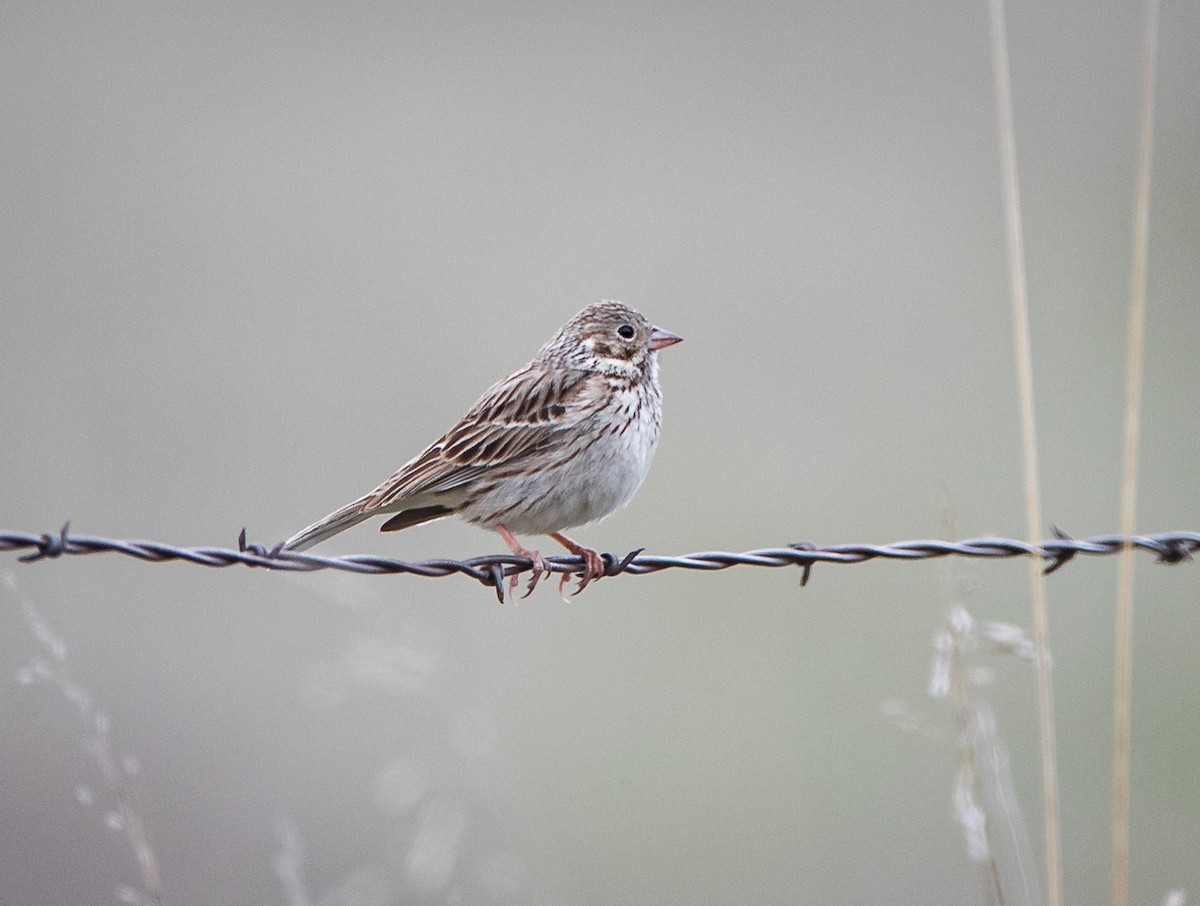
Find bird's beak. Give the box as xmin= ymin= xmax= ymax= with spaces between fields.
xmin=649 ymin=327 xmax=683 ymax=352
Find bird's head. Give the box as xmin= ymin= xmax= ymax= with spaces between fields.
xmin=546 ymin=300 xmax=682 ymax=377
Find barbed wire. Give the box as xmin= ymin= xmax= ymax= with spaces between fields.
xmin=1 ymin=524 xmax=1195 ymax=602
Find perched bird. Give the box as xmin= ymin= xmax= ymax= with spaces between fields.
xmin=281 ymin=300 xmax=682 ymax=596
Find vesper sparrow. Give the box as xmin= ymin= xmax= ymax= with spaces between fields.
xmin=282 ymin=300 xmax=682 ymax=596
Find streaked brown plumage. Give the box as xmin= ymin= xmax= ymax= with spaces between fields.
xmin=282 ymin=300 xmax=681 ymax=596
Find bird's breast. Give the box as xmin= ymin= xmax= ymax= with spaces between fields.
xmin=460 ymin=381 xmax=663 ymax=535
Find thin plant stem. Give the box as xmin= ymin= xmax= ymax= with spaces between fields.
xmin=1113 ymin=3 xmax=1160 ymax=904
xmin=986 ymin=2 xmax=1063 ymax=904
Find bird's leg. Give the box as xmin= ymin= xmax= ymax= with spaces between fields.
xmin=549 ymin=532 xmax=605 ymax=595
xmin=495 ymin=524 xmax=550 ymax=598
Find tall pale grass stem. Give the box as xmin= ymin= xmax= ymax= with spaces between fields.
xmin=986 ymin=2 xmax=1063 ymax=904
xmin=1113 ymin=2 xmax=1160 ymax=904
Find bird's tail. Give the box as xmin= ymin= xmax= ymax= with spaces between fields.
xmin=281 ymin=495 xmax=375 ymax=552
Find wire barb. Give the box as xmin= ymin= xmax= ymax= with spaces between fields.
xmin=1 ymin=526 xmax=1196 ymax=597
xmin=18 ymin=522 xmax=72 ymax=562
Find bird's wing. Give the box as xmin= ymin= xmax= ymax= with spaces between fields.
xmin=361 ymin=363 xmax=597 ymax=512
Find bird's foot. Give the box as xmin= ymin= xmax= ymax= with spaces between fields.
xmin=517 ymin=550 xmax=551 ymax=598
xmin=496 ymin=525 xmax=551 ymax=599
xmin=550 ymin=532 xmax=605 ymax=596
xmin=495 ymin=526 xmax=606 ymax=599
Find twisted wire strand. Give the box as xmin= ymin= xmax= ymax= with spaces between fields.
xmin=1 ymin=525 xmax=1195 ymax=603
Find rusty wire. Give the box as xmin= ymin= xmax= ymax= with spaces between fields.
xmin=1 ymin=524 xmax=1195 ymax=603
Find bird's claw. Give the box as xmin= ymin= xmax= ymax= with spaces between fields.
xmin=558 ymin=547 xmax=605 ymax=596
xmin=496 ymin=527 xmax=606 ymax=600
xmin=511 ymin=550 xmax=550 ymax=599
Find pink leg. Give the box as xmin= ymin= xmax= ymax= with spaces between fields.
xmin=495 ymin=524 xmax=550 ymax=599
xmin=549 ymin=532 xmax=605 ymax=595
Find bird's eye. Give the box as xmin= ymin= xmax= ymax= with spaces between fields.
xmin=617 ymin=324 xmax=635 ymax=340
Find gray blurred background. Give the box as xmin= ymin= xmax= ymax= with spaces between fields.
xmin=2 ymin=1 xmax=1199 ymax=904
